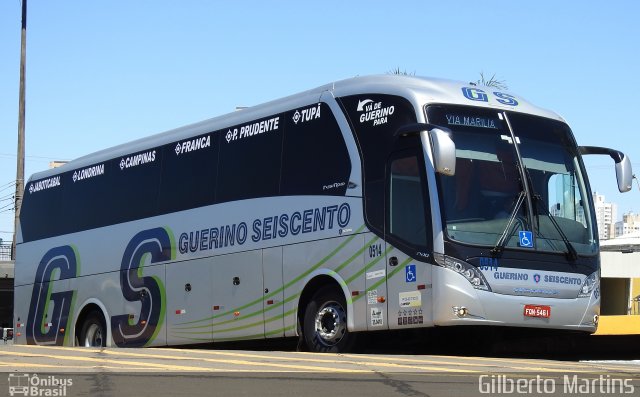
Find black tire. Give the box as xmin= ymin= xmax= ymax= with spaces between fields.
xmin=79 ymin=311 xmax=107 ymax=347
xmin=303 ymin=286 xmax=355 ymax=353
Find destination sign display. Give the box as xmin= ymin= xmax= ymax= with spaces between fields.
xmin=445 ymin=114 xmax=502 ymax=129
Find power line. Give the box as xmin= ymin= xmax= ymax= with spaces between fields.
xmin=0 ymin=187 xmax=16 ymax=196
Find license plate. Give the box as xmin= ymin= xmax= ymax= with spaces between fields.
xmin=523 ymin=304 xmax=551 ymax=318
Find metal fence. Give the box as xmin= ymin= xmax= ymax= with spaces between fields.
xmin=0 ymin=244 xmax=11 ymax=261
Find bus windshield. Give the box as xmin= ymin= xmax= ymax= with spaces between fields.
xmin=426 ymin=105 xmax=596 ymax=256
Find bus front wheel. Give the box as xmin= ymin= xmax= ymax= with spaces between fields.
xmin=79 ymin=311 xmax=107 ymax=347
xmin=303 ymin=286 xmax=355 ymax=353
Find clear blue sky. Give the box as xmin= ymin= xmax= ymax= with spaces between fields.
xmin=1 ymin=1 xmax=638 ymax=242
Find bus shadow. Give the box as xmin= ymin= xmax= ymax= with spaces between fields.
xmin=175 ymin=327 xmax=640 ymax=361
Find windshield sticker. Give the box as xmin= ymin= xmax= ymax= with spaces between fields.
xmin=518 ymin=231 xmax=534 ymax=248
xmin=357 ymin=98 xmax=395 ymax=126
xmin=445 ymin=114 xmax=499 ymax=129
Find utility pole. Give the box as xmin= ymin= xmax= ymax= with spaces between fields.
xmin=12 ymin=0 xmax=27 ymax=260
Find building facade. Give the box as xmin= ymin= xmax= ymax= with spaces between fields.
xmin=615 ymin=212 xmax=640 ymax=238
xmin=593 ymin=192 xmax=617 ymax=240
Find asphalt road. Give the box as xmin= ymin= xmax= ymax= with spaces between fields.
xmin=0 ymin=342 xmax=639 ymax=397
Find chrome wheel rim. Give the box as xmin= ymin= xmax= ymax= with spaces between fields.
xmin=314 ymin=301 xmax=346 ymax=346
xmin=83 ymin=323 xmax=104 ymax=347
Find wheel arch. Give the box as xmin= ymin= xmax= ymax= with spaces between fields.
xmin=296 ymin=272 xmax=354 ymax=336
xmin=74 ymin=298 xmax=110 ymax=347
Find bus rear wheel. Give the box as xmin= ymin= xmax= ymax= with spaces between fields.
xmin=79 ymin=311 xmax=106 ymax=347
xmin=303 ymin=286 xmax=355 ymax=353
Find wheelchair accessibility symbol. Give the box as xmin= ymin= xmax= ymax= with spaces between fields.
xmin=405 ymin=264 xmax=417 ymax=283
xmin=519 ymin=231 xmax=534 ymax=248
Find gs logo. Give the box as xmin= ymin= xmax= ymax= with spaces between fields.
xmin=26 ymin=245 xmax=79 ymax=346
xmin=461 ymin=87 xmax=519 ymax=107
xmin=111 ymin=227 xmax=172 ymax=347
xmin=26 ymin=227 xmax=173 ymax=347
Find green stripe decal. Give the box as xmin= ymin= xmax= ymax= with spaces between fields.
xmin=344 ymin=245 xmax=394 ymax=285
xmin=353 ymin=256 xmax=413 ymax=302
xmin=174 ymin=225 xmax=366 ymax=326
xmin=169 ymin=228 xmax=412 ymax=340
xmin=172 ymin=233 xmax=377 ymax=331
xmin=172 ymin=308 xmax=297 ymax=336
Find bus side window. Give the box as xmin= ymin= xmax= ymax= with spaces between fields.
xmin=388 ymin=154 xmax=430 ymax=247
xmin=280 ymin=103 xmax=351 ymax=196
xmin=216 ymin=116 xmax=284 ymax=203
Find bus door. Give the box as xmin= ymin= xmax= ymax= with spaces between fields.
xmin=384 ymin=149 xmax=433 ymax=330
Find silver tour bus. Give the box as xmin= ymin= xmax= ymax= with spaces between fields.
xmin=13 ymin=75 xmax=633 ymax=352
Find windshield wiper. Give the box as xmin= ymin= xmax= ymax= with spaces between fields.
xmin=532 ymin=193 xmax=578 ymax=261
xmin=524 ymin=168 xmax=578 ymax=261
xmin=491 ymin=190 xmax=526 ymax=257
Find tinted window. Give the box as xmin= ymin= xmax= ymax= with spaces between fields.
xmin=21 ymin=161 xmax=113 ymax=241
xmin=20 ymin=174 xmax=66 ymax=241
xmin=216 ymin=115 xmax=283 ymax=203
xmin=110 ymin=148 xmax=161 ymax=224
xmin=20 ymin=106 xmax=353 ymax=242
xmin=159 ymin=133 xmax=218 ymax=213
xmin=65 ymin=162 xmax=111 ymax=233
xmin=281 ymin=103 xmax=351 ymax=196
xmin=388 ymin=152 xmax=430 ymax=249
xmin=337 ymin=94 xmax=417 ymax=234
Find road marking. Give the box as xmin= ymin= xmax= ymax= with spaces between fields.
xmin=8 ymin=345 xmax=640 ymax=374
xmin=334 ymin=353 xmax=601 ymax=373
xmin=0 ymin=349 xmax=215 ymax=372
xmin=0 ymin=362 xmax=161 ymax=371
xmin=155 ymin=348 xmax=479 ymax=373
xmin=425 ymin=354 xmax=640 ymax=373
xmin=13 ymin=346 xmax=372 ymax=373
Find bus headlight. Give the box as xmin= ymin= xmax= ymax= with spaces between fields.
xmin=434 ymin=253 xmax=492 ymax=292
xmin=577 ymin=271 xmax=599 ymax=298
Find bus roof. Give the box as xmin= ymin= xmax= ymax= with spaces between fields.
xmin=27 ymin=74 xmax=564 ymax=183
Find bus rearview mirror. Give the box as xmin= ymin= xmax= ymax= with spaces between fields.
xmin=615 ymin=154 xmax=633 ymax=193
xmin=579 ymin=146 xmax=633 ymax=193
xmin=429 ymin=128 xmax=456 ymax=176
